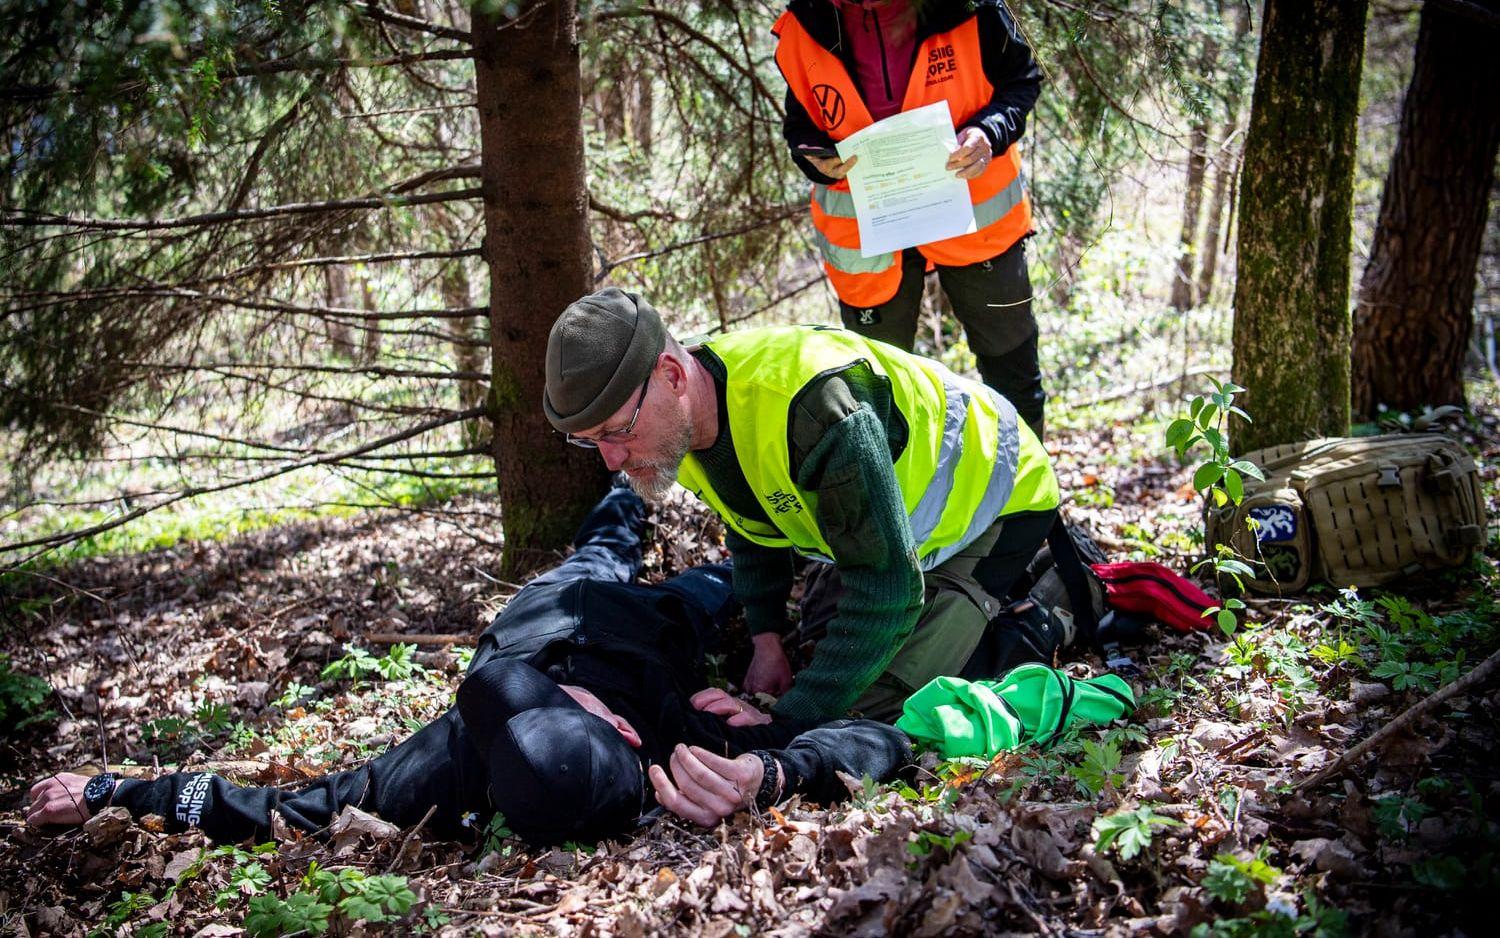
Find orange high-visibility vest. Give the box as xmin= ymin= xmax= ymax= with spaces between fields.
xmin=774 ymin=10 xmax=1034 ymax=309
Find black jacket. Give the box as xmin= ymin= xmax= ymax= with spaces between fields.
xmin=110 ymin=576 xmax=911 ymax=844
xmin=779 ymin=0 xmax=1042 ymax=185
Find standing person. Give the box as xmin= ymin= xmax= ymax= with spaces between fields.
xmin=776 ymin=0 xmax=1047 ymax=437
xmin=544 ymin=289 xmax=1068 ymax=725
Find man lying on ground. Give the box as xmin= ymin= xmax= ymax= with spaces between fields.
xmin=27 ymin=484 xmax=911 ymax=845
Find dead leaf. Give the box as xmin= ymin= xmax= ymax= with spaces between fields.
xmin=326 ymin=805 xmax=399 ymax=854
xmin=1012 ymin=825 xmax=1082 ymax=881
xmin=83 ymin=806 xmax=132 ymax=846
xmin=162 ymin=848 xmax=201 ymax=882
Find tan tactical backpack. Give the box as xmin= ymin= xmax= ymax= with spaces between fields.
xmin=1205 ymin=434 xmax=1488 ymax=594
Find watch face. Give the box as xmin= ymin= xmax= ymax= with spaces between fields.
xmin=84 ymin=774 xmax=115 ymax=807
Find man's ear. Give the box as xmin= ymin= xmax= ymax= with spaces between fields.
xmin=611 ymin=714 xmax=643 ymax=749
xmin=658 ymin=352 xmax=689 ymax=396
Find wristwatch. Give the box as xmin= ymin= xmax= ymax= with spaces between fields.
xmin=83 ymin=772 xmax=120 ymax=814
xmin=752 ymin=753 xmax=782 ymax=811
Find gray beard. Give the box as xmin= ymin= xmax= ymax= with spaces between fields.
xmin=628 ymin=420 xmax=693 ymax=501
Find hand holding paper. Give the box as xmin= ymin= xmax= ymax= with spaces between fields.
xmin=834 ymin=101 xmax=978 ymax=257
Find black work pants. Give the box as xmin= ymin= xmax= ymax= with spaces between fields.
xmin=839 ymin=238 xmax=1046 ymax=437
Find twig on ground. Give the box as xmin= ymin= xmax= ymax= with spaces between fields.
xmin=364 ymin=633 xmax=472 ymax=646
xmin=1296 ymin=647 xmax=1500 ymax=792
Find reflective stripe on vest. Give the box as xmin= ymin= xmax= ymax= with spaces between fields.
xmin=774 ymin=11 xmax=1034 ymax=307
xmin=675 ymin=326 xmax=1056 ymax=570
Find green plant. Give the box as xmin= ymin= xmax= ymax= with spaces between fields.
xmin=1191 ymin=893 xmax=1348 ymax=937
xmin=1372 ymin=794 xmax=1432 ymax=843
xmin=1204 ymin=847 xmax=1282 ymax=906
xmin=216 ymin=860 xmax=273 ymax=907
xmin=1070 ymin=738 xmax=1125 ymax=797
xmin=1090 ymin=805 xmax=1182 ymax=861
xmin=242 ymin=865 xmax=417 ymax=937
xmin=477 ymin=812 xmax=515 ymax=858
xmin=245 ymin=891 xmax=334 ymax=937
xmin=321 ymin=643 xmax=424 ymax=683
xmin=273 ymin=681 xmax=317 ymax=709
xmin=0 ymin=652 xmax=54 ymax=733
xmin=908 ymin=828 xmax=972 ymax=860
xmin=1165 ymin=379 xmax=1266 ymax=634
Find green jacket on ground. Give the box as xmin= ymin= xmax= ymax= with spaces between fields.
xmin=895 ymin=664 xmax=1135 ymax=759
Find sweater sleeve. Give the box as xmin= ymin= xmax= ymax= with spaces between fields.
xmin=762 ymin=719 xmax=913 ymax=804
xmin=959 ymin=1 xmax=1042 ymax=155
xmin=111 ymin=709 xmax=487 ymax=844
xmin=782 ymin=88 xmax=843 ymax=185
xmin=724 ymin=529 xmax=796 ymax=636
xmin=771 ymin=408 xmax=925 ymax=722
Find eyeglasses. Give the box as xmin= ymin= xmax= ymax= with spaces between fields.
xmin=565 ymin=373 xmax=652 ymax=449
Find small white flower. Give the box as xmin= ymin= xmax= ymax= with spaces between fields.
xmin=460 ymin=811 xmax=478 ymax=828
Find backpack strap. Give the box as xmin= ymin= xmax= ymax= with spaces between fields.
xmin=1046 ymin=515 xmax=1102 ymax=650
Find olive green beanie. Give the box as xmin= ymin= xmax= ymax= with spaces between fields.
xmin=544 ymin=287 xmax=667 ymax=433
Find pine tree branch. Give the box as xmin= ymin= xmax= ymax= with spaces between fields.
xmin=0 ymin=408 xmax=487 ymax=557
xmin=352 ymin=1 xmax=472 ymax=43
xmin=2 ymin=188 xmax=482 ymax=232
xmin=588 ymin=6 xmax=783 ymax=116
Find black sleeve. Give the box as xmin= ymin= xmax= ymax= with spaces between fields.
xmin=111 ymin=710 xmax=489 ymax=844
xmin=961 ymin=1 xmax=1043 ymax=154
xmin=663 ymin=695 xmax=808 ymax=757
xmin=761 ymin=719 xmax=913 ymax=805
xmin=782 ymin=88 xmax=842 ymax=185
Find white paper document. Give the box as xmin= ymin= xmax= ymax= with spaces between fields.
xmin=834 ymin=101 xmax=976 ymax=257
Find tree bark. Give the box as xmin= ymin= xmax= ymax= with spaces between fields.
xmin=473 ymin=0 xmax=609 ymax=573
xmin=1170 ymin=34 xmax=1220 ymax=311
xmin=1170 ymin=120 xmax=1211 ymax=311
xmin=1351 ymin=0 xmax=1500 ymax=418
xmin=1230 ymin=0 xmax=1367 ymax=453
xmin=1197 ymin=5 xmax=1253 ymax=306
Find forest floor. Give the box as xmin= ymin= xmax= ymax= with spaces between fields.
xmin=1 ymin=402 xmax=1497 ymax=937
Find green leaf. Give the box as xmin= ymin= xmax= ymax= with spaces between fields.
xmin=1223 ymin=469 xmax=1244 ymax=503
xmin=1229 ymin=459 xmax=1266 ymax=481
xmin=1165 ymin=418 xmax=1195 ymax=450
xmin=1090 ymin=807 xmax=1181 ymax=861
xmin=1193 ymin=463 xmax=1224 ymax=491
xmin=1216 ymin=609 xmax=1238 ymax=635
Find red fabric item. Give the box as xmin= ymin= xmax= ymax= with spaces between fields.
xmin=1090 ymin=562 xmax=1215 ymax=633
xmin=832 ymin=0 xmax=918 ymax=122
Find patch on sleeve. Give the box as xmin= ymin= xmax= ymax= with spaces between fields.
xmin=1248 ymin=506 xmax=1298 ymax=543
xmin=176 ymin=773 xmax=214 ymax=828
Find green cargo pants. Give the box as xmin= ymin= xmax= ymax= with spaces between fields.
xmin=798 ymin=509 xmax=1056 ymax=722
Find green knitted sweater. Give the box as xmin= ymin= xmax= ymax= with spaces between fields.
xmin=690 ymin=348 xmax=923 ymax=722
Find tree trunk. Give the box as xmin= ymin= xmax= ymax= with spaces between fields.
xmin=321 ymin=262 xmax=355 ymax=359
xmin=358 ymin=270 xmax=381 ymax=365
xmin=1196 ymin=136 xmax=1239 ymax=306
xmin=1170 ymin=34 xmax=1220 ymax=311
xmin=1170 ymin=120 xmax=1211 ymax=311
xmin=1351 ymin=0 xmax=1500 ymax=418
xmin=1230 ymin=0 xmax=1366 ymax=453
xmin=1197 ymin=6 xmax=1253 ymax=305
xmin=441 ymin=257 xmax=485 ymax=409
xmin=631 ymin=69 xmax=654 ymax=158
xmin=473 ymin=0 xmax=609 ymax=573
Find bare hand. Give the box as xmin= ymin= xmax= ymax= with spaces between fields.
xmin=946 ymin=127 xmax=992 ymax=180
xmin=804 ymin=152 xmax=858 ymax=180
xmin=690 ymin=687 xmax=772 ymax=727
xmin=27 ymin=773 xmax=91 ymax=828
xmin=743 ymin=635 xmax=793 ymax=697
xmin=648 ymin=744 xmax=769 ymax=826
